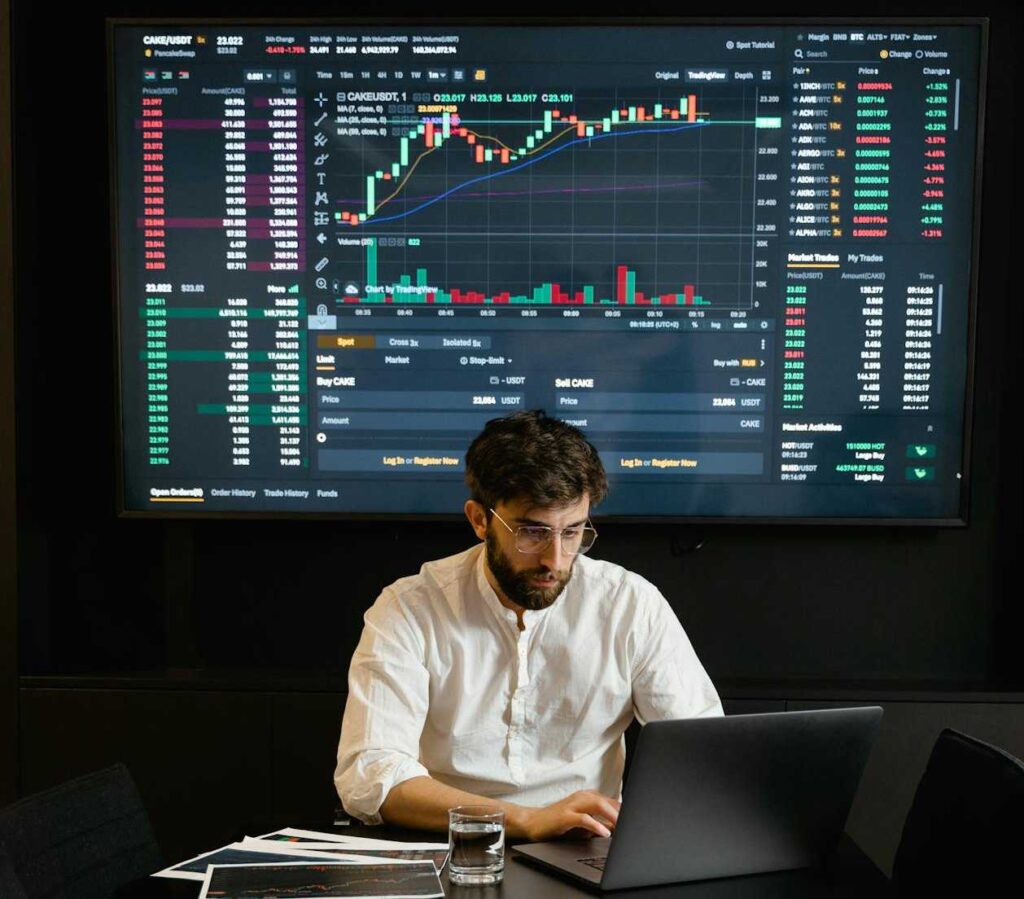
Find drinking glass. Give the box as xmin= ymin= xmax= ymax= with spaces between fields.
xmin=448 ymin=805 xmax=505 ymax=885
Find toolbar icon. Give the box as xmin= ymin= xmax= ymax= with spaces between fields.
xmin=308 ymin=303 xmax=337 ymax=329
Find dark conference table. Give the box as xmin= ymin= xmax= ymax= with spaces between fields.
xmin=118 ymin=822 xmax=894 ymax=898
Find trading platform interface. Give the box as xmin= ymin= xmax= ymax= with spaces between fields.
xmin=113 ymin=23 xmax=983 ymax=518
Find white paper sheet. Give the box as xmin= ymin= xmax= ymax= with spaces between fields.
xmin=255 ymin=826 xmax=447 ymax=850
xmin=153 ymin=841 xmax=349 ymax=882
xmin=197 ymin=859 xmax=444 ymax=899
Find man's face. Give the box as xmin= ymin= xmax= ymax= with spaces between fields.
xmin=482 ymin=495 xmax=590 ymax=612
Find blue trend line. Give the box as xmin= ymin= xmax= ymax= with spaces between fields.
xmin=363 ymin=121 xmax=708 ymax=226
xmin=335 ymin=179 xmax=706 ymax=205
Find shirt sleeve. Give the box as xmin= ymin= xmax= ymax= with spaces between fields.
xmin=335 ymin=590 xmax=432 ymax=824
xmin=630 ymin=584 xmax=723 ymax=724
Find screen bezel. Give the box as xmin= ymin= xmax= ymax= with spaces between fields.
xmin=108 ymin=16 xmax=988 ymax=526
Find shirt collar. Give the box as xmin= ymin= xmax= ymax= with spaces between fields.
xmin=473 ymin=542 xmax=556 ymax=633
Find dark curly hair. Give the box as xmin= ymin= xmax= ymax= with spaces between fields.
xmin=465 ymin=410 xmax=608 ymax=511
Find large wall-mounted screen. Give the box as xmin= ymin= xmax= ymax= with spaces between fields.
xmin=111 ymin=21 xmax=985 ymax=520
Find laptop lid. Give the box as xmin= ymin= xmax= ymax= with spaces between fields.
xmin=514 ymin=707 xmax=882 ymax=891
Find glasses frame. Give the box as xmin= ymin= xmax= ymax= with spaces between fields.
xmin=488 ymin=507 xmax=598 ymax=555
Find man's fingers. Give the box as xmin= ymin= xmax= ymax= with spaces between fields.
xmin=582 ymin=790 xmax=622 ymax=812
xmin=574 ymin=812 xmax=611 ymax=838
xmin=537 ymin=792 xmax=623 ymax=841
xmin=575 ymin=794 xmax=620 ymax=826
xmin=597 ymin=797 xmax=620 ymax=824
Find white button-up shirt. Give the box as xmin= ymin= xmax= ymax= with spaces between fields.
xmin=335 ymin=544 xmax=722 ymax=824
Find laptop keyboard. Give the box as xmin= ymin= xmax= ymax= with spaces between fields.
xmin=577 ymin=856 xmax=607 ymax=871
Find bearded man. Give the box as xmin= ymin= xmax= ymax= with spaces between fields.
xmin=335 ymin=410 xmax=722 ymax=840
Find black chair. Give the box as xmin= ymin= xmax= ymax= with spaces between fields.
xmin=0 ymin=763 xmax=163 ymax=899
xmin=892 ymin=727 xmax=1024 ymax=897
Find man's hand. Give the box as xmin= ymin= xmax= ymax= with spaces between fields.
xmin=515 ymin=790 xmax=621 ymax=841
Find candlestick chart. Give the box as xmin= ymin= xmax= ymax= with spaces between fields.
xmin=325 ymin=86 xmax=776 ymax=310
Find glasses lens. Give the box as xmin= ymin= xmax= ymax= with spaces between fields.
xmin=514 ymin=525 xmax=598 ymax=554
xmin=566 ymin=526 xmax=597 ymax=554
xmin=516 ymin=527 xmax=552 ymax=553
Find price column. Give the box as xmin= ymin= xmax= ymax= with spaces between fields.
xmin=140 ymin=97 xmax=166 ymax=271
xmin=143 ymin=291 xmax=170 ymax=466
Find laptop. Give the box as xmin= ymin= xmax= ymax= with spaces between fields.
xmin=512 ymin=706 xmax=882 ymax=891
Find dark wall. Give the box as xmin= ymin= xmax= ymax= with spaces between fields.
xmin=1 ymin=0 xmax=18 ymax=807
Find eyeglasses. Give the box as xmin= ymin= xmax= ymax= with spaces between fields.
xmin=489 ymin=508 xmax=598 ymax=555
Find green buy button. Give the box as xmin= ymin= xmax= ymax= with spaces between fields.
xmin=907 ymin=444 xmax=937 ymax=459
xmin=905 ymin=466 xmax=935 ymax=481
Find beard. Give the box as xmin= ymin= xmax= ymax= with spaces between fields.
xmin=485 ymin=529 xmax=573 ymax=611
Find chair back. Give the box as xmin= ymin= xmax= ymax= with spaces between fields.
xmin=0 ymin=763 xmax=162 ymax=898
xmin=893 ymin=727 xmax=1024 ymax=895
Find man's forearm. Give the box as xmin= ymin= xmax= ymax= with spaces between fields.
xmin=379 ymin=775 xmax=531 ymax=836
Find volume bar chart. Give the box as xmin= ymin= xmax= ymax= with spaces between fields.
xmin=348 ymin=240 xmax=712 ymax=305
